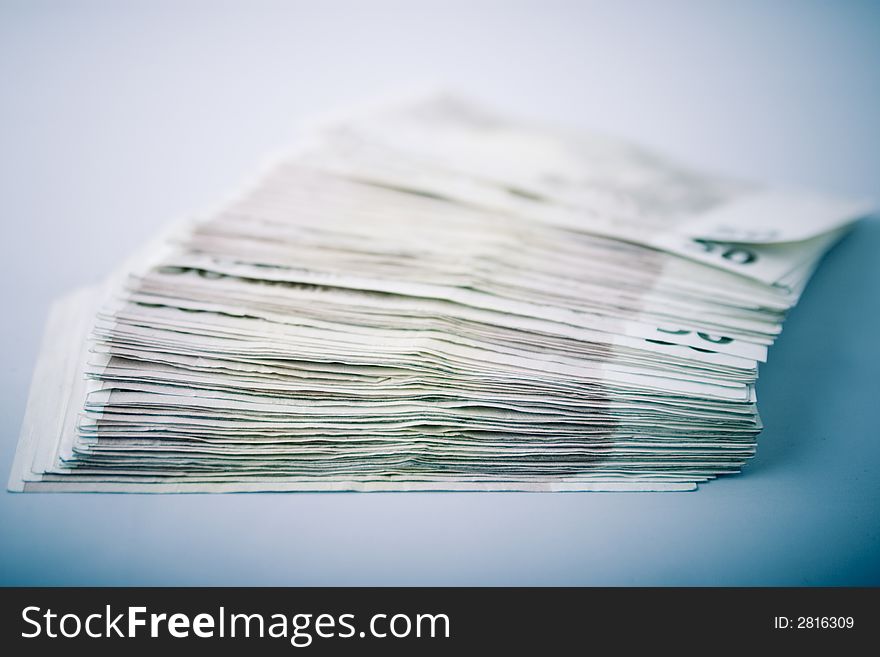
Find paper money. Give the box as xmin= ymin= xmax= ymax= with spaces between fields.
xmin=8 ymin=94 xmax=869 ymax=492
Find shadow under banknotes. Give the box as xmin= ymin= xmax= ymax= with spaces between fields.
xmin=744 ymin=216 xmax=880 ymax=476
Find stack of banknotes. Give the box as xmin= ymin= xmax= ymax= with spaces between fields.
xmin=9 ymin=94 xmax=870 ymax=492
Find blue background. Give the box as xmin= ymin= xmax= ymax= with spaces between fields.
xmin=1 ymin=0 xmax=878 ymax=585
